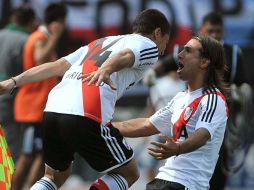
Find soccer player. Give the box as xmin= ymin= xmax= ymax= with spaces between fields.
xmin=0 ymin=9 xmax=170 ymax=190
xmin=113 ymin=35 xmax=228 ymax=190
xmin=143 ymin=12 xmax=246 ymax=189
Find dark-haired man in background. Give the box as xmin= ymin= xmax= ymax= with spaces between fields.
xmin=199 ymin=12 xmax=246 ymax=85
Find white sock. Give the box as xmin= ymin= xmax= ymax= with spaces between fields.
xmin=101 ymin=174 xmax=129 ymax=190
xmin=30 ymin=177 xmax=57 ymax=190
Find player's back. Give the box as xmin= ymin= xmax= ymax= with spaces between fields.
xmin=45 ymin=34 xmax=159 ymax=125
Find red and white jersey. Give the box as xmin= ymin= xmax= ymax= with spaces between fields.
xmin=45 ymin=34 xmax=158 ymax=125
xmin=149 ymin=87 xmax=228 ymax=190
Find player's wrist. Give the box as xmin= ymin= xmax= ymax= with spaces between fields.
xmin=101 ymin=66 xmax=114 ymax=76
xmin=10 ymin=77 xmax=17 ymax=95
xmin=176 ymin=143 xmax=181 ymax=156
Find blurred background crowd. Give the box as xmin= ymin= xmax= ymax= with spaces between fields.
xmin=0 ymin=0 xmax=254 ymax=190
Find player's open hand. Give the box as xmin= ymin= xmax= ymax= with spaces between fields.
xmin=147 ymin=134 xmax=179 ymax=160
xmin=82 ymin=68 xmax=117 ymax=90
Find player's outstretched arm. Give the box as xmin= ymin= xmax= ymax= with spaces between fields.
xmin=113 ymin=118 xmax=159 ymax=138
xmin=83 ymin=48 xmax=135 ymax=90
xmin=0 ymin=58 xmax=70 ymax=95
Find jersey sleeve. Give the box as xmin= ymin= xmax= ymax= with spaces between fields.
xmin=195 ymin=94 xmax=228 ymax=139
xmin=63 ymin=46 xmax=87 ymax=65
xmin=149 ymin=98 xmax=174 ymax=137
xmin=123 ymin=37 xmax=159 ymax=68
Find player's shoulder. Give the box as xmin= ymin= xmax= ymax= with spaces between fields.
xmin=105 ymin=34 xmax=125 ymax=40
xmin=201 ymin=87 xmax=227 ymax=109
xmin=105 ymin=34 xmax=144 ymax=42
xmin=125 ymin=34 xmax=157 ymax=47
xmin=103 ymin=34 xmax=152 ymax=45
xmin=172 ymin=90 xmax=187 ymax=101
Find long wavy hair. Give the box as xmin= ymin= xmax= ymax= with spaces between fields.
xmin=193 ymin=35 xmax=229 ymax=97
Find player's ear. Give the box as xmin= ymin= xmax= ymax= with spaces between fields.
xmin=200 ymin=58 xmax=210 ymax=70
xmin=199 ymin=26 xmax=205 ymax=35
xmin=153 ymin=27 xmax=162 ymax=40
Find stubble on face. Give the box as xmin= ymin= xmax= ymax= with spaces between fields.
xmin=177 ymin=39 xmax=203 ymax=82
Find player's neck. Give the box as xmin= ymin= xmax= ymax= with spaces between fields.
xmin=187 ymin=76 xmax=205 ymax=92
xmin=187 ymin=71 xmax=205 ymax=92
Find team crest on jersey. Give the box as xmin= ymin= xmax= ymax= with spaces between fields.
xmin=184 ymin=106 xmax=194 ymax=121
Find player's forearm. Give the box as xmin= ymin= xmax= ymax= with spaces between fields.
xmin=13 ymin=58 xmax=70 ymax=86
xmin=113 ymin=118 xmax=159 ymax=138
xmin=178 ymin=128 xmax=210 ymax=155
xmin=101 ymin=49 xmax=135 ymax=74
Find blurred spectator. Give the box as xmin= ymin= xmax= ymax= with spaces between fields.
xmin=0 ymin=6 xmax=35 ymax=162
xmin=11 ymin=3 xmax=67 ymax=190
xmin=199 ymin=12 xmax=246 ymax=86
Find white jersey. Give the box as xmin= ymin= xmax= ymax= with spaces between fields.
xmin=149 ymin=88 xmax=228 ymax=190
xmin=45 ymin=34 xmax=158 ymax=125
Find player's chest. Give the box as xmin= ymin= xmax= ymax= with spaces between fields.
xmin=171 ymin=97 xmax=201 ymax=132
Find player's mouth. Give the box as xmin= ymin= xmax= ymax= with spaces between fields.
xmin=177 ymin=61 xmax=184 ymax=72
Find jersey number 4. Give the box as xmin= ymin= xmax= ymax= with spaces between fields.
xmin=80 ymin=37 xmax=123 ymax=67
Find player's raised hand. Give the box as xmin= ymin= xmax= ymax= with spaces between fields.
xmin=82 ymin=68 xmax=117 ymax=90
xmin=147 ymin=134 xmax=180 ymax=160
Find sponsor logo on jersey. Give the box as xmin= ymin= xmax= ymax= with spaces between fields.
xmin=65 ymin=71 xmax=83 ymax=80
xmin=139 ymin=62 xmax=154 ymax=66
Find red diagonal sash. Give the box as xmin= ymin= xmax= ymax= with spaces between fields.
xmin=172 ymin=91 xmax=227 ymax=141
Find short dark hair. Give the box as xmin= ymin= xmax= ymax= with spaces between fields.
xmin=202 ymin=12 xmax=223 ymax=26
xmin=44 ymin=3 xmax=67 ymax=24
xmin=132 ymin=9 xmax=170 ymax=36
xmin=193 ymin=35 xmax=228 ymax=96
xmin=11 ymin=6 xmax=35 ymax=26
